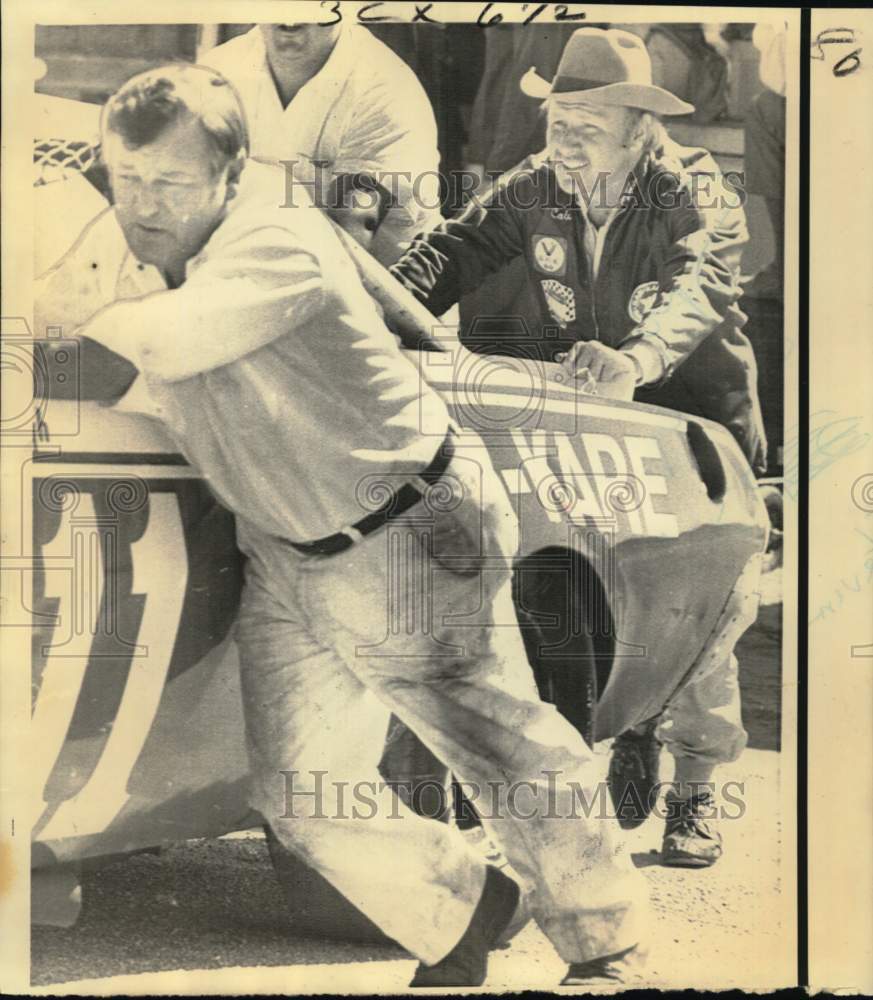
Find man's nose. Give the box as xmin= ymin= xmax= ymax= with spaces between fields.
xmin=134 ymin=185 xmax=162 ymax=218
xmin=560 ymin=137 xmax=588 ymax=157
xmin=553 ymin=142 xmax=583 ymax=164
xmin=550 ymin=125 xmax=582 ymax=151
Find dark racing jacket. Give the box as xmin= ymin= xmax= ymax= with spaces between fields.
xmin=391 ymin=139 xmax=767 ymax=474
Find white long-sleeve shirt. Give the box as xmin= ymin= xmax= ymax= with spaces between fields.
xmin=201 ymin=25 xmax=442 ymax=265
xmin=35 ymin=160 xmax=450 ymax=543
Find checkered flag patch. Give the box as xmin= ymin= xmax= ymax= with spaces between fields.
xmin=541 ymin=279 xmax=576 ymax=328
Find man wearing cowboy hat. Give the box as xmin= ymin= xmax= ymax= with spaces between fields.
xmin=392 ymin=27 xmax=765 ymax=868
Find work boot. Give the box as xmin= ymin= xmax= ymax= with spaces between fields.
xmin=409 ymin=865 xmax=521 ymax=987
xmin=562 ymin=945 xmax=642 ymax=985
xmin=607 ymin=725 xmax=662 ymax=830
xmin=661 ymin=789 xmax=723 ymax=867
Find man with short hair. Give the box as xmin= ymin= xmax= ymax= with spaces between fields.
xmin=36 ymin=63 xmax=649 ymax=988
xmin=201 ymin=22 xmax=442 ymax=264
xmin=391 ymin=28 xmax=764 ymax=867
xmin=202 ymin=19 xmax=456 ymax=822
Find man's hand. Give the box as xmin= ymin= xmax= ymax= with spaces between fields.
xmin=558 ymin=341 xmax=638 ymax=391
xmin=325 ymin=174 xmax=391 ymax=253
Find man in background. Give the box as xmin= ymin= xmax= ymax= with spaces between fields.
xmin=202 ymin=22 xmax=442 ymax=265
xmin=392 ymin=28 xmax=764 ymax=867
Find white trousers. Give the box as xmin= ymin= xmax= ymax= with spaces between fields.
xmin=235 ymin=445 xmax=648 ymax=965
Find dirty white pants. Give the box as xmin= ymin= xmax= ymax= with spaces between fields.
xmin=655 ymin=551 xmax=763 ymax=777
xmin=235 ymin=445 xmax=648 ymax=966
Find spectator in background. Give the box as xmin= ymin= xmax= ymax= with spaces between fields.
xmin=392 ymin=28 xmax=766 ymax=867
xmin=466 ymin=24 xmax=579 ymax=181
xmin=642 ymin=23 xmax=731 ymax=125
xmin=201 ymin=22 xmax=442 ymax=265
xmin=459 ymin=24 xmax=583 ymax=359
xmin=368 ymin=23 xmax=485 ymax=216
xmin=401 ymin=28 xmax=766 ymax=477
xmin=741 ymin=23 xmax=786 ymax=301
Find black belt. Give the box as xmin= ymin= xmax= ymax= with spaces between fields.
xmin=288 ymin=428 xmax=455 ymax=557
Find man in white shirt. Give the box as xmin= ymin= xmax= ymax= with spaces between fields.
xmin=202 ymin=20 xmax=451 ymax=817
xmin=201 ymin=23 xmax=442 ymax=265
xmin=36 ymin=64 xmax=649 ymax=989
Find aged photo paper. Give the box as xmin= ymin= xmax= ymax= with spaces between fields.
xmin=0 ymin=1 xmax=867 ymax=994
xmin=807 ymin=7 xmax=873 ymax=995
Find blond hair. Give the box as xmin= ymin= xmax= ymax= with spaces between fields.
xmin=623 ymin=109 xmax=666 ymax=156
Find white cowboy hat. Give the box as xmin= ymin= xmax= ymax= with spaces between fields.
xmin=520 ymin=27 xmax=695 ymax=116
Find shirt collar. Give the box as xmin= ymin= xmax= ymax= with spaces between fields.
xmin=589 ymin=154 xmax=651 ymax=223
xmin=118 ymin=248 xmax=166 ymax=294
xmin=253 ymin=23 xmax=355 ymax=110
xmin=588 ymin=201 xmax=621 ymax=231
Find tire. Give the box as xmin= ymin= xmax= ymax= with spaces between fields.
xmin=512 ymin=548 xmax=613 ymax=748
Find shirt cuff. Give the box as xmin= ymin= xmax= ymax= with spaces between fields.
xmin=77 ymin=303 xmax=136 ymax=363
xmin=620 ymin=335 xmax=669 ymax=387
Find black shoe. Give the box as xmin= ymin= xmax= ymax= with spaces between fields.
xmin=409 ymin=865 xmax=521 ymax=987
xmin=607 ymin=726 xmax=662 ymax=830
xmin=562 ymin=945 xmax=640 ymax=985
xmin=661 ymin=790 xmax=723 ymax=867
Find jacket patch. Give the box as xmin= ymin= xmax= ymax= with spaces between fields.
xmin=541 ymin=279 xmax=576 ymax=328
xmin=532 ymin=234 xmax=567 ymax=275
xmin=628 ymin=280 xmax=660 ymax=323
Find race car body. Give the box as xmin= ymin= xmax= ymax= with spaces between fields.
xmin=29 ymin=374 xmax=767 ymax=869
xmin=27 ymin=108 xmax=769 ymax=927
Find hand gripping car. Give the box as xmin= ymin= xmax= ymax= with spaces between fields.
xmin=26 ymin=101 xmax=769 ymax=937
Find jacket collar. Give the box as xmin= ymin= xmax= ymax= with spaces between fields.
xmin=617 ymin=154 xmax=651 ymax=212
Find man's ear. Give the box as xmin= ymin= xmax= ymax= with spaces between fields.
xmin=628 ymin=112 xmax=653 ymax=154
xmin=224 ymin=151 xmax=246 ymax=201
